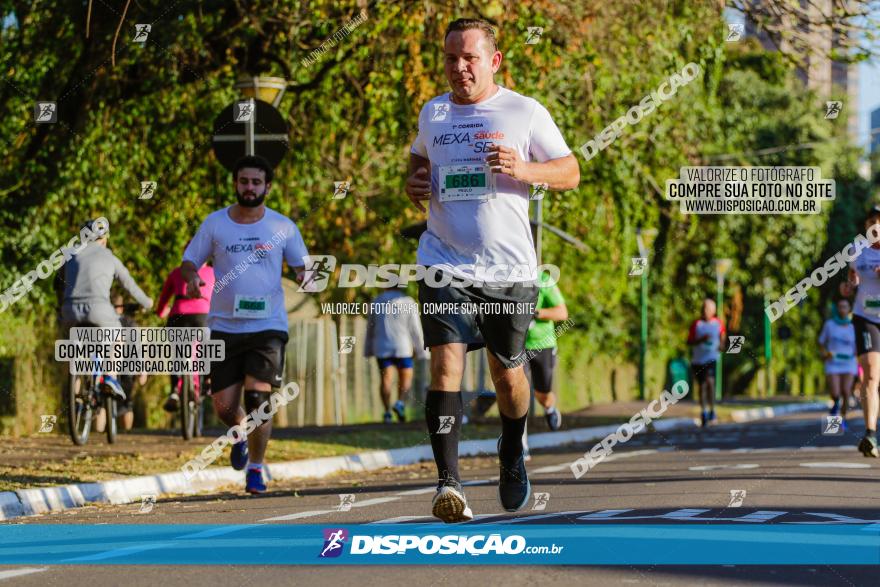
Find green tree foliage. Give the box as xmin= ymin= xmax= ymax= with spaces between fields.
xmin=0 ymin=0 xmax=874 ymax=401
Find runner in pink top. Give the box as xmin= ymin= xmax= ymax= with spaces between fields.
xmin=157 ymin=254 xmax=215 ymax=412
xmin=156 ymin=265 xmax=215 ymax=317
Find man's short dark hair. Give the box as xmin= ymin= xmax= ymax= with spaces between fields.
xmin=233 ymin=155 xmax=274 ymax=183
xmin=864 ymin=204 xmax=880 ymax=224
xmin=444 ymin=18 xmax=498 ymax=52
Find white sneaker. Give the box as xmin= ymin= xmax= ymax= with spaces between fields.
xmin=431 ymin=484 xmax=474 ymax=523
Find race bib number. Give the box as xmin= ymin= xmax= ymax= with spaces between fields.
xmin=438 ymin=164 xmax=495 ymax=202
xmin=834 ymin=353 xmax=853 ymax=360
xmin=233 ymin=295 xmax=269 ymax=319
xmin=864 ymin=295 xmax=880 ymax=317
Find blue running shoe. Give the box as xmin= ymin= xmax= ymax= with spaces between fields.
xmin=392 ymin=400 xmax=406 ymax=422
xmin=830 ymin=400 xmax=840 ymax=417
xmin=231 ymin=440 xmax=248 ymax=471
xmin=709 ymin=410 xmax=716 ymax=423
xmin=700 ymin=411 xmax=709 ymax=427
xmin=245 ymin=468 xmax=267 ymax=494
xmin=497 ymin=436 xmax=531 ymax=512
xmin=100 ymin=375 xmax=126 ymax=401
xmin=545 ymin=407 xmax=562 ymax=431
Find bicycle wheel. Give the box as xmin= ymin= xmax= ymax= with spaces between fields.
xmin=180 ymin=374 xmax=195 ymax=440
xmin=67 ymin=374 xmax=94 ymax=446
xmin=104 ymin=393 xmax=118 ymax=444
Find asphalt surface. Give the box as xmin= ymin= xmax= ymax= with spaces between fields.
xmin=2 ymin=411 xmax=879 ymax=586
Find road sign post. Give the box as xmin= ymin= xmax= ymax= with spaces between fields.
xmin=635 ymin=229 xmax=655 ymax=400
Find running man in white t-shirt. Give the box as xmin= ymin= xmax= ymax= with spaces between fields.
xmin=818 ymin=298 xmax=858 ymax=429
xmin=841 ymin=206 xmax=880 ymax=457
xmin=181 ymin=155 xmax=309 ymax=493
xmin=405 ymin=18 xmax=580 ymax=522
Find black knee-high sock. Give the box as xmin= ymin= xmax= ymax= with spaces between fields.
xmin=425 ymin=390 xmax=463 ymax=485
xmin=499 ymin=411 xmax=528 ymax=463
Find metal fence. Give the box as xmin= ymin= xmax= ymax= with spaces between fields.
xmin=278 ymin=316 xmax=490 ymax=426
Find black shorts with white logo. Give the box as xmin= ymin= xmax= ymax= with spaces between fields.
xmin=209 ymin=329 xmax=288 ymax=392
xmin=417 ymin=272 xmax=538 ymax=369
xmin=854 ymin=314 xmax=880 ymax=356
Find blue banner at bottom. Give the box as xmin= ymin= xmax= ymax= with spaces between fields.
xmin=0 ymin=524 xmax=877 ymax=565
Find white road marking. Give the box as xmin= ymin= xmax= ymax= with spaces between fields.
xmin=577 ymin=509 xmax=633 ymax=519
xmin=395 ymin=486 xmax=437 ymax=496
xmin=531 ymin=463 xmax=573 ymax=474
xmin=370 ymin=516 xmax=431 ymax=524
xmin=792 ymin=512 xmax=878 ymax=524
xmin=260 ymin=509 xmax=335 ymax=521
xmin=689 ymin=464 xmax=760 ymax=471
xmin=0 ymin=568 xmax=48 ymax=581
xmin=799 ymin=462 xmax=871 ymax=469
xmin=732 ymin=511 xmax=787 ymax=523
xmin=261 ymin=496 xmax=402 ymax=522
xmin=533 ymin=449 xmax=660 ymax=474
xmin=351 ymin=497 xmax=401 ymax=508
xmin=359 ymin=508 xmax=880 ymax=527
xmin=661 ymin=508 xmax=710 ymax=519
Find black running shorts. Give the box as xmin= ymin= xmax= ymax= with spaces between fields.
xmin=525 ymin=347 xmax=557 ymax=392
xmin=693 ymin=361 xmax=716 ymax=385
xmin=209 ymin=329 xmax=288 ymax=392
xmin=167 ymin=313 xmax=208 ymax=329
xmin=417 ymin=271 xmax=538 ymax=369
xmin=854 ymin=314 xmax=880 ymax=356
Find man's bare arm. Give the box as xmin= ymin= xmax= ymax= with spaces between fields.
xmin=486 ymin=147 xmax=580 ymax=191
xmin=405 ymin=153 xmax=432 ymax=212
xmin=180 ymin=260 xmax=204 ymax=298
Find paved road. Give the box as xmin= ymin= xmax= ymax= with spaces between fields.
xmin=2 ymin=412 xmax=878 ymax=585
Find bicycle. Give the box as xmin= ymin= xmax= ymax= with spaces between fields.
xmin=66 ymin=335 xmax=125 ymax=446
xmin=66 ymin=305 xmax=143 ymax=446
xmin=178 ymin=372 xmax=206 ymax=440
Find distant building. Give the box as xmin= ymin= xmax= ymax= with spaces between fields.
xmin=743 ymin=0 xmax=859 ymax=140
xmin=871 ymin=107 xmax=880 ymax=154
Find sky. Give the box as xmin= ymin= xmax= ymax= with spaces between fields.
xmin=858 ymin=58 xmax=880 ymax=152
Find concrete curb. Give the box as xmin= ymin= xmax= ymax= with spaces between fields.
xmin=0 ymin=401 xmax=825 ymax=522
xmin=729 ymin=401 xmax=827 ymax=423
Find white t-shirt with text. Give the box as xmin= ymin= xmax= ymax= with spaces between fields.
xmin=183 ymin=206 xmax=309 ymax=334
xmin=410 ymin=86 xmax=572 ymax=283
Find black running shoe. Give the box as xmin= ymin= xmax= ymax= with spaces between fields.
xmin=497 ymin=436 xmax=531 ymax=512
xmin=858 ymin=435 xmax=879 ymax=458
xmin=431 ymin=480 xmax=473 ymax=523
